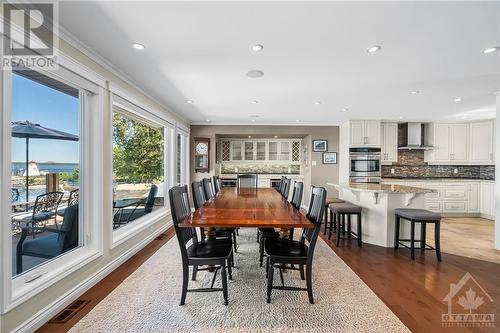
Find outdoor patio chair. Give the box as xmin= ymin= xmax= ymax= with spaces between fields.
xmin=113 ymin=185 xmax=158 ymax=225
xmin=11 ymin=191 xmax=64 ymax=235
xmin=57 ymin=189 xmax=79 ymax=217
xmin=11 ymin=188 xmax=20 ymax=203
xmin=16 ymin=204 xmax=79 ymax=275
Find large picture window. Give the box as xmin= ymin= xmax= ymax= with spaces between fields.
xmin=112 ymin=105 xmax=166 ymax=231
xmin=10 ymin=71 xmax=81 ymax=277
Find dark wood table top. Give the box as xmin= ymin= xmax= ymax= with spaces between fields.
xmin=179 ymin=187 xmax=313 ymax=229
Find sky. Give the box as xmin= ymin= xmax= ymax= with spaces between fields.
xmin=11 ymin=73 xmax=80 ymax=164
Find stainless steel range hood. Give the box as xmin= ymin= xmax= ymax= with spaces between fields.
xmin=398 ymin=122 xmax=435 ymax=150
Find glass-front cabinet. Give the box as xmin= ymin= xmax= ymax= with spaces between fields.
xmin=220 ymin=139 xmax=301 ymax=163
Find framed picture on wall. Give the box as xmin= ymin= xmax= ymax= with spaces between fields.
xmin=312 ymin=139 xmax=328 ymax=152
xmin=322 ymin=152 xmax=337 ymax=164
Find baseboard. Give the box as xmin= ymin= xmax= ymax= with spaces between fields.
xmin=11 ymin=223 xmax=171 ymax=333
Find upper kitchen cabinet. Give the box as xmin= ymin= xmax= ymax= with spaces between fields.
xmin=219 ymin=139 xmax=301 ymax=163
xmin=349 ymin=121 xmax=381 ymax=147
xmin=425 ymin=123 xmax=468 ymax=163
xmin=469 ymin=121 xmax=495 ymax=164
xmin=381 ymin=122 xmax=398 ymax=163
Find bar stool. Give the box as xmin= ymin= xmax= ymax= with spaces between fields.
xmin=324 ymin=197 xmax=345 ymax=235
xmin=329 ymin=202 xmax=363 ymax=247
xmin=394 ymin=208 xmax=442 ymax=261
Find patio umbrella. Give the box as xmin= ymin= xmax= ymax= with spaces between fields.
xmin=11 ymin=121 xmax=79 ymax=202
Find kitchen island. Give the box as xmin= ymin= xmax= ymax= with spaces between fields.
xmin=327 ymin=182 xmax=434 ymax=247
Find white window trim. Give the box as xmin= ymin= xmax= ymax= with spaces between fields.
xmin=109 ymin=91 xmax=174 ymax=249
xmin=1 ymin=50 xmax=105 ymax=313
xmin=175 ymin=128 xmax=190 ymax=186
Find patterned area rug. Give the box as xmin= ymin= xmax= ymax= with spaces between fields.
xmin=70 ymin=229 xmax=410 ymax=333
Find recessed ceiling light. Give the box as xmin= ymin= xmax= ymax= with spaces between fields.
xmin=409 ymin=90 xmax=421 ymax=95
xmin=399 ymin=116 xmax=405 ymax=120
xmin=186 ymin=100 xmax=193 ymax=104
xmin=246 ymin=70 xmax=264 ymax=78
xmin=205 ymin=119 xmax=210 ymax=122
xmin=252 ymin=44 xmax=264 ymax=52
xmin=295 ymin=119 xmax=300 ymax=123
xmin=461 ymin=116 xmax=467 ymax=120
xmin=274 ymin=135 xmax=278 ymax=138
xmin=251 ymin=119 xmax=256 ymax=122
xmin=251 ymin=100 xmax=259 ymax=104
xmin=248 ymin=135 xmax=252 ymax=138
xmin=314 ymin=101 xmax=322 ymax=105
xmin=342 ymin=107 xmax=349 ymax=112
xmin=132 ymin=43 xmax=145 ymax=50
xmin=367 ymin=45 xmax=382 ymax=53
xmin=454 ymin=98 xmax=462 ymax=102
xmin=483 ymin=47 xmax=500 ymax=54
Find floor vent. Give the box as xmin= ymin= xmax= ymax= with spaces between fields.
xmin=49 ymin=299 xmax=90 ymax=324
xmin=155 ymin=233 xmax=167 ymax=240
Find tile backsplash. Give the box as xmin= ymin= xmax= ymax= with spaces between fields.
xmin=381 ymin=150 xmax=495 ymax=180
xmin=220 ymin=164 xmax=301 ymax=174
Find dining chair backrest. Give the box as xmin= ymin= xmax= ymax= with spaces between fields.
xmin=32 ymin=192 xmax=64 ymax=217
xmin=144 ymin=185 xmax=158 ymax=213
xmin=169 ymin=185 xmax=198 ymax=259
xmin=191 ymin=181 xmax=206 ymax=209
xmin=212 ymin=175 xmax=221 ymax=194
xmin=301 ymin=186 xmax=326 ymax=250
xmin=202 ymin=178 xmax=214 ymax=200
xmin=237 ymin=174 xmax=257 ymax=188
xmin=290 ymin=181 xmax=304 ymax=210
xmin=68 ymin=189 xmax=79 ymax=206
xmin=281 ymin=177 xmax=291 ymax=198
xmin=58 ymin=203 xmax=79 ymax=252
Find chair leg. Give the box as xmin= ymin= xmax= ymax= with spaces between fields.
xmin=306 ymin=263 xmax=314 ymax=304
xmin=279 ymin=266 xmax=285 ymax=287
xmin=230 ymin=251 xmax=235 ymax=267
xmin=357 ymin=213 xmax=362 ymax=247
xmin=410 ymin=221 xmax=415 ymax=260
xmin=227 ymin=259 xmax=232 ymax=280
xmin=266 ymin=259 xmax=274 ymax=303
xmin=180 ymin=262 xmax=189 ymax=305
xmin=259 ymin=236 xmax=265 ymax=267
xmin=435 ymin=221 xmax=442 ymax=262
xmin=299 ymin=264 xmax=305 ymax=280
xmin=256 ymin=229 xmax=260 ymax=242
xmin=221 ymin=265 xmax=229 ymax=306
xmin=420 ymin=222 xmax=426 ymax=250
xmin=200 ymin=227 xmax=206 ymax=241
xmin=335 ymin=213 xmax=341 ymax=247
xmin=328 ymin=211 xmax=334 ymax=240
xmin=232 ymin=231 xmax=238 ymax=253
xmin=324 ymin=208 xmax=329 ymax=235
xmin=394 ymin=215 xmax=400 ymax=249
xmin=265 ymin=256 xmax=270 ymax=278
xmin=236 ymin=228 xmax=239 ymax=236
xmin=347 ymin=214 xmax=352 ymax=239
xmin=191 ymin=265 xmax=198 ymax=281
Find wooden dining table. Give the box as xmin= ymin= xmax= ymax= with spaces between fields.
xmin=179 ymin=187 xmax=313 ymax=233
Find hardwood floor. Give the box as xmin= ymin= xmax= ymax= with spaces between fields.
xmin=427 ymin=217 xmax=499 ymax=263
xmin=37 ymin=224 xmax=499 ymax=333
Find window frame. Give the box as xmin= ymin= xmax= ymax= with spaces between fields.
xmin=109 ymin=91 xmax=173 ymax=249
xmin=0 ymin=57 xmax=105 ymax=313
xmin=175 ymin=127 xmax=190 ymax=186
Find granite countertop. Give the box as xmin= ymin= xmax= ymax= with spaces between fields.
xmin=220 ymin=173 xmax=303 ymax=179
xmin=382 ymin=177 xmax=494 ymax=182
xmin=327 ymin=182 xmax=434 ymax=194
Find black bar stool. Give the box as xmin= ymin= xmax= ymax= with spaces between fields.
xmin=324 ymin=197 xmax=345 ymax=235
xmin=394 ymin=208 xmax=442 ymax=261
xmin=329 ymin=202 xmax=362 ymax=247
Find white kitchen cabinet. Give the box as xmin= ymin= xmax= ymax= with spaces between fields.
xmin=220 ymin=139 xmax=301 ymax=163
xmin=256 ymin=141 xmax=266 ymax=161
xmin=469 ymin=121 xmax=495 ymax=164
xmin=257 ymin=178 xmax=270 ymax=188
xmin=426 ymin=123 xmax=468 ymax=163
xmin=381 ymin=122 xmax=398 ymax=163
xmin=244 ymin=141 xmax=255 ymax=161
xmin=480 ymin=181 xmax=495 ymax=217
xmin=349 ymin=121 xmax=380 ymax=147
xmin=468 ymin=182 xmax=480 ymax=213
xmin=231 ymin=141 xmax=242 ymax=161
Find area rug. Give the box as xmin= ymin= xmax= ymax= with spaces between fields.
xmin=69 ymin=229 xmax=410 ymax=333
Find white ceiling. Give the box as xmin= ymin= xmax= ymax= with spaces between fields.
xmin=59 ymin=1 xmax=500 ymax=125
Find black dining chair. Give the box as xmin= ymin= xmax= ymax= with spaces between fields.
xmin=169 ymin=185 xmax=233 ymax=306
xmin=280 ymin=177 xmax=291 ymax=198
xmin=192 ymin=181 xmax=237 ymax=252
xmin=212 ymin=175 xmax=221 ymax=194
xmin=264 ymin=186 xmax=326 ymax=304
xmin=237 ymin=174 xmax=257 ymax=188
xmin=202 ymin=178 xmax=215 ymax=200
xmin=258 ymin=181 xmax=304 ymax=266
